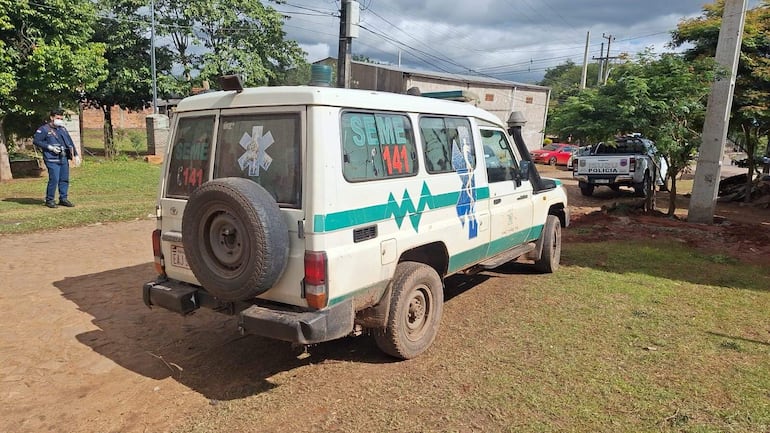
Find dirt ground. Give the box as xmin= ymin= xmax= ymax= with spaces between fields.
xmin=1 ymin=166 xmax=768 ymax=433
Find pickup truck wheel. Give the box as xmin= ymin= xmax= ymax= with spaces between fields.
xmin=634 ymin=172 xmax=651 ymax=197
xmin=182 ymin=178 xmax=289 ymax=301
xmin=375 ymin=262 xmax=444 ymax=360
xmin=534 ymin=215 xmax=561 ymax=273
xmin=579 ymin=182 xmax=594 ymax=196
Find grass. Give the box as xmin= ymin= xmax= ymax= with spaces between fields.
xmin=170 ymin=239 xmax=770 ymax=433
xmin=0 ymin=157 xmax=160 ymax=234
xmin=82 ymin=128 xmax=148 ymax=156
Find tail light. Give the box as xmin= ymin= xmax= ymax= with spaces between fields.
xmin=629 ymin=157 xmax=636 ymax=171
xmin=152 ymin=229 xmax=165 ymax=276
xmin=304 ymin=251 xmax=328 ymax=309
xmin=572 ymin=158 xmax=578 ymax=172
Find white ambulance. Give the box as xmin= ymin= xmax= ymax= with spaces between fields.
xmin=144 ymin=81 xmax=569 ymax=359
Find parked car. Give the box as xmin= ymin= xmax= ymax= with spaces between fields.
xmin=531 ymin=143 xmax=575 ymax=166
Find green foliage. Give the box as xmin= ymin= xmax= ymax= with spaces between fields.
xmin=673 ymin=0 xmax=770 ymax=188
xmin=156 ymin=0 xmax=307 ymax=88
xmin=539 ymin=60 xmax=600 ymax=106
xmin=0 ymin=0 xmax=108 ymax=179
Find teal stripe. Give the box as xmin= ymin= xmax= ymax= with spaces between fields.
xmin=314 ymin=185 xmax=490 ymax=232
xmin=447 ymin=224 xmax=544 ymax=273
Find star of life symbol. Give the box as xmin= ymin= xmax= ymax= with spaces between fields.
xmin=238 ymin=126 xmax=273 ymax=177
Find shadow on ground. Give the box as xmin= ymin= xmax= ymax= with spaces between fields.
xmin=3 ymin=197 xmax=45 ymax=206
xmin=54 ymin=263 xmax=492 ymax=401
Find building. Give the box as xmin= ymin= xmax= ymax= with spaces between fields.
xmin=330 ymin=60 xmax=550 ymax=151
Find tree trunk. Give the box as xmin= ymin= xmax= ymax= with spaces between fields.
xmin=762 ymin=131 xmax=770 ymax=174
xmin=0 ymin=117 xmax=13 ymax=182
xmin=103 ymin=106 xmax=116 ymax=159
xmin=668 ymin=168 xmax=678 ymax=216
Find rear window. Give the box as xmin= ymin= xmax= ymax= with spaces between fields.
xmin=166 ymin=116 xmax=215 ymax=199
xmin=213 ymin=113 xmax=301 ymax=207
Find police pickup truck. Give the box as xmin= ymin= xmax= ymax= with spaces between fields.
xmin=572 ymin=134 xmax=667 ymax=197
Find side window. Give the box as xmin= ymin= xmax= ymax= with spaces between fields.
xmin=213 ymin=113 xmax=301 ymax=207
xmin=341 ymin=111 xmax=418 ymax=181
xmin=419 ymin=116 xmax=476 ymax=174
xmin=166 ymin=115 xmax=215 ymax=198
xmin=481 ymin=129 xmax=519 ymax=183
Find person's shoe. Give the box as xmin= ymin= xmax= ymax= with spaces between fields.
xmin=58 ymin=199 xmax=75 ymax=207
xmin=45 ymin=201 xmax=57 ymax=208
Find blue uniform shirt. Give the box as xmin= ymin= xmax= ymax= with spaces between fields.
xmin=33 ymin=123 xmax=78 ymax=163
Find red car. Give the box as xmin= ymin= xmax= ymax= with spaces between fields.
xmin=531 ymin=143 xmax=575 ymax=166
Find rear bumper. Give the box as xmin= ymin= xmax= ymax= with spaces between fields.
xmin=574 ymin=174 xmax=635 ymax=184
xmin=143 ymin=280 xmax=354 ymax=345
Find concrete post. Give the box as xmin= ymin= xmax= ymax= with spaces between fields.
xmin=146 ymin=114 xmax=170 ymax=159
xmin=688 ymin=0 xmax=748 ymax=224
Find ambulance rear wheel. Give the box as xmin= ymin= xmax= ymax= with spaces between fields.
xmin=375 ymin=262 xmax=444 ymax=360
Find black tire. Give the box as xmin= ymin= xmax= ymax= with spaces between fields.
xmin=534 ymin=215 xmax=561 ymax=273
xmin=579 ymin=182 xmax=594 ymax=196
xmin=634 ymin=171 xmax=651 ymax=197
xmin=549 ymin=156 xmax=557 ymax=166
xmin=375 ymin=262 xmax=444 ymax=360
xmin=182 ymin=178 xmax=289 ymax=301
xmin=609 ymin=184 xmax=621 ymax=192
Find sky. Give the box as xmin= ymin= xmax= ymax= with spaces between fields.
xmin=273 ymin=0 xmax=762 ymax=84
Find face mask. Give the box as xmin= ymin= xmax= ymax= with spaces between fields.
xmin=53 ymin=119 xmax=65 ymax=127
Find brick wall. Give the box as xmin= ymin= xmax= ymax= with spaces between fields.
xmin=82 ymin=106 xmax=153 ymax=129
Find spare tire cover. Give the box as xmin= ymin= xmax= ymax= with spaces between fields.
xmin=182 ymin=177 xmax=289 ymax=301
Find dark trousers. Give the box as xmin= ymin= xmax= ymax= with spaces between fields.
xmin=43 ymin=158 xmax=70 ymax=203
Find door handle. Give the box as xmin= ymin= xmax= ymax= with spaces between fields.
xmin=493 ymin=198 xmax=502 ymax=204
xmin=517 ymin=195 xmax=529 ymax=200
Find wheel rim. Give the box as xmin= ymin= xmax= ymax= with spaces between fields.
xmin=404 ymin=285 xmax=432 ymax=342
xmin=549 ymin=157 xmax=557 ymax=165
xmin=200 ymin=207 xmax=249 ymax=275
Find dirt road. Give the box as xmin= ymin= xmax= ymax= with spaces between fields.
xmin=0 ymin=219 xmax=218 ymax=433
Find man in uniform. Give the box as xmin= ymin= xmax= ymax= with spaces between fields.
xmin=33 ymin=109 xmax=81 ymax=208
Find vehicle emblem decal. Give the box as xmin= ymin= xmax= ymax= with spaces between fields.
xmin=451 ymin=127 xmax=478 ymax=239
xmin=238 ymin=125 xmax=273 ymax=177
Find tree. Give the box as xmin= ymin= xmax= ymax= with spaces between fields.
xmin=87 ymin=0 xmax=173 ymax=158
xmin=624 ymin=53 xmax=718 ymax=215
xmin=539 ymin=60 xmax=600 ymax=109
xmin=156 ymin=0 xmax=307 ymax=90
xmin=672 ymin=0 xmax=770 ymax=202
xmin=0 ymin=0 xmax=107 ymax=181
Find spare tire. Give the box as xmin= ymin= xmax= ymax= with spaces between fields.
xmin=182 ymin=178 xmax=289 ymax=301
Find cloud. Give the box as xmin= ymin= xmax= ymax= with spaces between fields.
xmin=278 ymin=0 xmax=761 ymax=83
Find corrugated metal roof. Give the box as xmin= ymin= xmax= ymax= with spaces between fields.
xmin=352 ymin=60 xmax=550 ymax=91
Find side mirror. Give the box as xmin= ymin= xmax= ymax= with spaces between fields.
xmin=519 ymin=160 xmax=531 ymax=181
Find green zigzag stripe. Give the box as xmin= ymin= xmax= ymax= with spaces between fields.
xmin=314 ymin=182 xmax=490 ymax=232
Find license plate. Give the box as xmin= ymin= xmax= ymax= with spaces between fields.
xmin=171 ymin=245 xmax=190 ymax=269
xmin=595 ymin=179 xmax=610 ymax=184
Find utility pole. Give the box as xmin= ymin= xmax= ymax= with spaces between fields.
xmin=688 ymin=0 xmax=748 ymax=223
xmin=150 ymin=0 xmax=158 ymax=113
xmin=580 ymin=31 xmax=590 ymax=90
xmin=602 ymin=33 xmax=615 ymax=84
xmin=336 ymin=0 xmax=359 ymax=88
